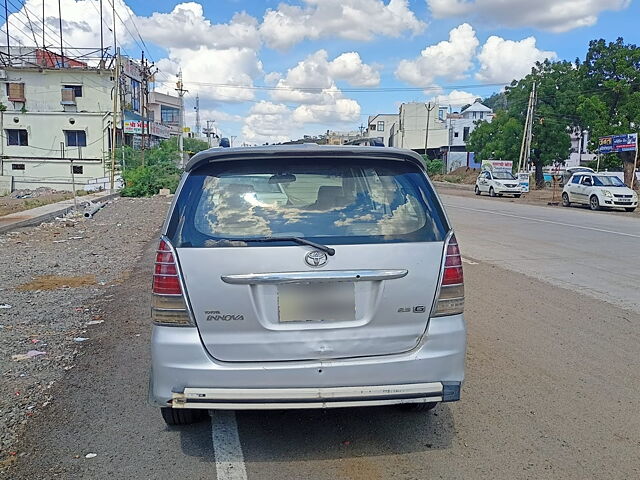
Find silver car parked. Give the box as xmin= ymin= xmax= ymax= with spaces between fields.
xmin=149 ymin=145 xmax=466 ymax=425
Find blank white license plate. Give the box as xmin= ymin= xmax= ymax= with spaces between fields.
xmin=278 ymin=282 xmax=355 ymax=323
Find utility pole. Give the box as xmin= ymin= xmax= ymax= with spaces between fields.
xmin=195 ymin=94 xmax=201 ymax=137
xmin=525 ymin=82 xmax=537 ymax=170
xmin=99 ymin=0 xmax=104 ymax=66
xmin=109 ymin=48 xmax=120 ymax=191
xmin=424 ymin=102 xmax=435 ymax=157
xmin=518 ymin=82 xmax=536 ymax=173
xmin=4 ymin=0 xmax=9 ymax=59
xmin=204 ymin=119 xmax=216 ymax=147
xmin=175 ymin=69 xmax=188 ymax=165
xmin=57 ymin=0 xmax=63 ymax=63
xmin=358 ymin=123 xmax=365 ymax=136
xmin=141 ymin=51 xmax=147 ymax=166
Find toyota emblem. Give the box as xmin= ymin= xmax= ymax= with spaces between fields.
xmin=305 ymin=250 xmax=328 ymax=267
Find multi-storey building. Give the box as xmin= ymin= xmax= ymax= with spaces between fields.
xmin=0 ymin=47 xmax=182 ymax=193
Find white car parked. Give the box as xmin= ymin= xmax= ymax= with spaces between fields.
xmin=562 ymin=172 xmax=637 ymax=212
xmin=475 ymin=171 xmax=522 ymax=198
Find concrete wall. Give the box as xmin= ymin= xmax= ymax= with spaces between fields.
xmin=366 ymin=114 xmax=398 ymax=147
xmin=395 ymin=103 xmax=448 ymax=151
xmin=0 ymin=68 xmax=112 ymax=191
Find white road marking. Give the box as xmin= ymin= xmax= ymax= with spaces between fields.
xmin=462 ymin=257 xmax=478 ymax=265
xmin=210 ymin=411 xmax=248 ymax=480
xmin=447 ymin=204 xmax=640 ymax=239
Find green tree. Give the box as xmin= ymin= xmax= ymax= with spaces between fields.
xmin=119 ymin=138 xmax=182 ymax=197
xmin=482 ymin=91 xmax=508 ymax=112
xmin=576 ymin=38 xmax=640 ymax=186
xmin=183 ymin=137 xmax=209 ymax=155
xmin=466 ymin=111 xmax=523 ymax=163
xmin=505 ymin=60 xmax=574 ymax=187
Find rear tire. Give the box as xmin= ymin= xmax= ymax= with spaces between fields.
xmin=400 ymin=402 xmax=438 ymax=412
xmin=625 ymin=207 xmax=636 ymax=212
xmin=589 ymin=195 xmax=600 ymax=211
xmin=489 ymin=187 xmax=496 ymax=197
xmin=161 ymin=407 xmax=206 ymax=426
xmin=474 ymin=185 xmax=480 ymax=195
xmin=562 ymin=192 xmax=571 ymax=207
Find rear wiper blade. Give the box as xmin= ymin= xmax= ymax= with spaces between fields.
xmin=230 ymin=236 xmax=335 ymax=256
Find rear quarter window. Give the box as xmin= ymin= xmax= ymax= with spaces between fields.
xmin=167 ymin=157 xmax=449 ymax=247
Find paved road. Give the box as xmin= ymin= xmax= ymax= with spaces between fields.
xmin=442 ymin=193 xmax=640 ymax=313
xmin=6 ymin=197 xmax=640 ymax=479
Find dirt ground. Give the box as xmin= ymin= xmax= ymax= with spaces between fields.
xmin=432 ymin=166 xmax=480 ymax=185
xmin=0 ymin=196 xmax=170 ymax=461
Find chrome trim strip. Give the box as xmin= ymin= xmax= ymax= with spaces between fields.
xmin=172 ymin=397 xmax=443 ymax=410
xmin=172 ymin=382 xmax=443 ymax=409
xmin=220 ymin=269 xmax=408 ymax=285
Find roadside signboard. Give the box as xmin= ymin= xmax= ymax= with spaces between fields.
xmin=481 ymin=160 xmax=513 ymax=172
xmin=598 ymin=133 xmax=637 ymax=153
xmin=518 ymin=172 xmax=530 ymax=193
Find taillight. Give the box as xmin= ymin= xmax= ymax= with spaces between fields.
xmin=432 ymin=233 xmax=464 ymax=317
xmin=152 ymin=239 xmax=193 ymax=326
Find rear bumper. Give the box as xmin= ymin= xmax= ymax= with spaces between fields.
xmin=171 ymin=382 xmax=456 ymax=410
xmin=149 ymin=314 xmax=466 ymax=409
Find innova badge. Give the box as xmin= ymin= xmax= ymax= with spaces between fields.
xmin=305 ymin=250 xmax=328 ymax=267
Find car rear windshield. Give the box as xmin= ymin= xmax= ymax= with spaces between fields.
xmin=167 ymin=157 xmax=449 ymax=248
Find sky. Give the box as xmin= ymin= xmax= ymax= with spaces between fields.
xmin=1 ymin=0 xmax=638 ymax=144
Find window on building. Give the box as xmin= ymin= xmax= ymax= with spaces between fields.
xmin=472 ymin=111 xmax=477 ymax=119
xmin=131 ymin=80 xmax=141 ymax=112
xmin=6 ymin=82 xmax=25 ymax=102
xmin=63 ymin=85 xmax=83 ymax=97
xmin=71 ymin=165 xmax=83 ymax=175
xmin=6 ymin=129 xmax=28 ymax=146
xmin=369 ymin=124 xmax=376 ymax=131
xmin=454 ymin=131 xmax=459 ymax=138
xmin=463 ymin=127 xmax=470 ymax=141
xmin=377 ymin=121 xmax=385 ymax=132
xmin=479 ymin=112 xmax=484 ymax=119
xmin=11 ymin=163 xmax=25 ymax=170
xmin=161 ymin=105 xmax=180 ymax=125
xmin=65 ymin=130 xmax=87 ymax=147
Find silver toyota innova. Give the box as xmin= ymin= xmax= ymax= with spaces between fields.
xmin=149 ymin=145 xmax=466 ymax=425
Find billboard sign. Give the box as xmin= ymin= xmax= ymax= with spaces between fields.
xmin=124 ymin=120 xmax=171 ymax=139
xmin=518 ymin=172 xmax=530 ymax=193
xmin=598 ymin=133 xmax=637 ymax=154
xmin=481 ymin=160 xmax=513 ymax=172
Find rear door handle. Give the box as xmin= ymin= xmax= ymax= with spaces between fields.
xmin=221 ymin=269 xmax=408 ymax=285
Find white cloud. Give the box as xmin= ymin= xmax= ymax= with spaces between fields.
xmin=264 ymin=72 xmax=282 ymax=85
xmin=395 ymin=23 xmax=479 ymax=87
xmin=1 ymin=0 xmax=134 ymax=52
xmin=292 ymin=95 xmax=361 ymax=124
xmin=260 ymin=0 xmax=425 ymax=50
xmin=156 ymin=46 xmax=263 ymax=102
xmin=242 ymin=101 xmax=296 ymax=144
xmin=270 ymin=50 xmax=377 ymax=105
xmin=328 ymin=52 xmax=380 ymax=87
xmin=428 ymin=0 xmax=630 ymax=33
xmin=475 ymin=36 xmax=556 ymax=83
xmin=430 ymin=89 xmax=481 ymax=107
xmin=135 ymin=3 xmax=261 ymax=50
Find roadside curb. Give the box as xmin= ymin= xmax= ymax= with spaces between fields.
xmin=433 ymin=181 xmax=474 ymax=191
xmin=0 ymin=192 xmax=120 ymax=235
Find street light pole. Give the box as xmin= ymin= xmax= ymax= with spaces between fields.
xmin=424 ymin=102 xmax=435 ymax=158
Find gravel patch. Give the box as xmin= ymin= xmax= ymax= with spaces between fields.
xmin=0 ymin=196 xmax=170 ymax=459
